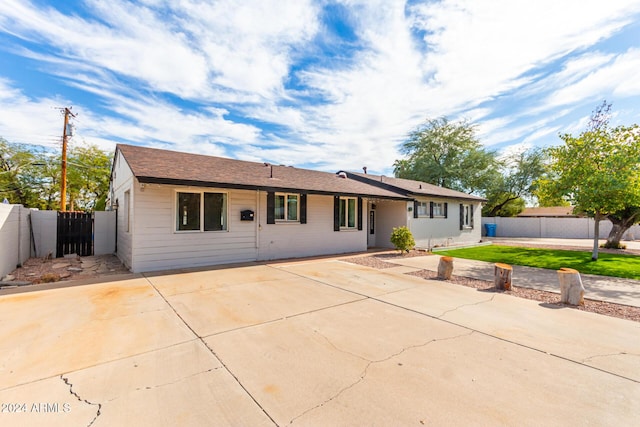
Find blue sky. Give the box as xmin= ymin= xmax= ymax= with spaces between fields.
xmin=1 ymin=0 xmax=639 ymax=175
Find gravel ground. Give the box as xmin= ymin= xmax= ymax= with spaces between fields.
xmin=2 ymin=254 xmax=129 ymax=286
xmin=342 ymin=251 xmax=640 ymax=323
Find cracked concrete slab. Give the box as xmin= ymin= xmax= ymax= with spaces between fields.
xmin=292 ymin=330 xmax=639 ymax=426
xmin=276 ymin=260 xmax=422 ymax=297
xmin=379 ymin=281 xmax=640 ymax=381
xmin=205 ymin=298 xmax=470 ymax=426
xmin=59 ymin=340 xmax=274 ymax=426
xmin=152 ymin=274 xmax=363 ymax=337
xmin=0 ymin=374 xmax=98 ymax=427
xmin=206 ymin=295 xmax=639 ymax=426
xmin=146 ymin=264 xmax=293 ymax=297
xmin=0 ymin=278 xmax=195 ymax=390
xmin=2 ymin=258 xmax=639 ymax=425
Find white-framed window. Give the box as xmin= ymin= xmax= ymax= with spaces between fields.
xmin=460 ymin=203 xmax=473 ymax=229
xmin=416 ymin=201 xmax=429 ymax=217
xmin=176 ymin=191 xmax=228 ymax=232
xmin=275 ymin=193 xmax=299 ymax=222
xmin=340 ymin=197 xmax=357 ymax=229
xmin=432 ymin=202 xmax=445 ymax=217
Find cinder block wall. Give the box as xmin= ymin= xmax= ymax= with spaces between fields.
xmin=481 ymin=217 xmax=640 ymax=239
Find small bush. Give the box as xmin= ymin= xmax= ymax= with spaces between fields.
xmin=602 ymin=242 xmax=626 ymax=249
xmin=40 ymin=273 xmax=61 ymax=283
xmin=390 ymin=226 xmax=416 ymax=253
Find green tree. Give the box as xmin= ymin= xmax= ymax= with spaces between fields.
xmin=605 ymin=206 xmax=640 ymax=249
xmin=394 ymin=117 xmax=498 ymax=194
xmin=0 ymin=138 xmax=111 ymax=211
xmin=482 ymin=148 xmax=547 ymax=217
xmin=545 ymin=108 xmax=640 ymax=260
xmin=66 ymin=142 xmax=112 ymax=211
xmin=0 ymin=138 xmax=43 ymax=207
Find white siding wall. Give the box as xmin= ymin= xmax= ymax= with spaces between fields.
xmin=257 ymin=193 xmax=366 ymax=260
xmin=130 ymin=185 xmax=258 ymax=272
xmin=110 ymin=151 xmax=134 ymax=269
xmin=408 ymin=200 xmax=483 ymax=248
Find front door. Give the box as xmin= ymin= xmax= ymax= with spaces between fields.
xmin=367 ymin=207 xmax=376 ymax=247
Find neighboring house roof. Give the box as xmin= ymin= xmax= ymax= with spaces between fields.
xmin=342 ymin=172 xmax=487 ymax=202
xmin=115 ymin=144 xmax=410 ymax=200
xmin=517 ymin=206 xmax=579 ymax=217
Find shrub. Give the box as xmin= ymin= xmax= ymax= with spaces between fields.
xmin=390 ymin=226 xmax=416 ymax=253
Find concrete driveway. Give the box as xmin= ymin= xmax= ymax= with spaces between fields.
xmin=1 ymin=258 xmax=638 ymax=426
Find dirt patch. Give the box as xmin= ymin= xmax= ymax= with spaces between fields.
xmin=3 ymin=254 xmax=130 ymax=286
xmin=342 ymin=251 xmax=640 ymax=323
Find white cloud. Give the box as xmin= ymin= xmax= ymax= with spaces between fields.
xmin=2 ymin=0 xmax=640 ymax=173
xmin=545 ymin=48 xmax=640 ymax=107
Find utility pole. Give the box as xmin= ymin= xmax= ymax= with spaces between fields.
xmin=60 ymin=107 xmax=76 ymax=212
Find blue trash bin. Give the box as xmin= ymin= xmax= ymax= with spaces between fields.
xmin=484 ymin=223 xmax=497 ymax=237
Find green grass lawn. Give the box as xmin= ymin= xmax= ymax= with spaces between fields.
xmin=435 ymin=245 xmax=640 ymax=280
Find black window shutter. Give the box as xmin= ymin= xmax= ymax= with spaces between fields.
xmin=444 ymin=202 xmax=448 ymax=218
xmin=333 ymin=196 xmax=340 ymax=231
xmin=357 ymin=197 xmax=363 ymax=230
xmin=429 ymin=201 xmax=434 ymax=218
xmin=413 ymin=200 xmax=418 ymax=218
xmin=300 ymin=193 xmax=307 ymax=224
xmin=459 ymin=204 xmax=464 ymax=230
xmin=267 ymin=192 xmax=275 ymax=224
xmin=470 ymin=204 xmax=474 ymax=229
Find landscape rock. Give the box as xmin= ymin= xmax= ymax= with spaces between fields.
xmin=2 ymin=274 xmax=15 ymax=282
xmin=52 ymin=263 xmax=70 ymax=269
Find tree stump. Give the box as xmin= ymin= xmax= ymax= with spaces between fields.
xmin=437 ymin=256 xmax=454 ymax=279
xmin=494 ymin=263 xmax=512 ymax=290
xmin=558 ymin=268 xmax=585 ymax=306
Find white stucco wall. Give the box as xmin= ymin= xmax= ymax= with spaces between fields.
xmin=0 ymin=204 xmax=31 ymax=278
xmin=30 ymin=210 xmax=57 ymax=258
xmin=94 ymin=211 xmax=116 ymax=255
xmin=372 ymin=200 xmax=407 ymax=248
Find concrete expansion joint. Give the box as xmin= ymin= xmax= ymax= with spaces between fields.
xmin=289 ymin=330 xmax=474 ymax=425
xmin=436 ymin=294 xmax=496 ymax=319
xmin=60 ymin=374 xmax=102 ymax=427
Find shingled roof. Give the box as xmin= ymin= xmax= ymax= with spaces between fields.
xmin=115 ymin=144 xmax=409 ymax=200
xmin=343 ymin=172 xmax=486 ymax=202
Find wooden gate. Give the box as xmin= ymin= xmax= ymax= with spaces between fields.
xmin=56 ymin=212 xmax=94 ymax=257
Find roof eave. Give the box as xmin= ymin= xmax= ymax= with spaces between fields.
xmin=136 ymin=176 xmax=411 ymax=200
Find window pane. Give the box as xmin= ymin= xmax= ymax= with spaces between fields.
xmin=287 ymin=195 xmax=298 ymax=221
xmin=434 ymin=203 xmax=442 ymax=217
xmin=177 ymin=192 xmax=200 ymax=231
xmin=348 ymin=198 xmax=356 ymax=228
xmin=275 ymin=195 xmax=285 ymax=220
xmin=340 ymin=199 xmax=346 ymax=227
xmin=204 ymin=193 xmax=227 ymax=231
xmin=418 ymin=202 xmax=427 ymax=216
